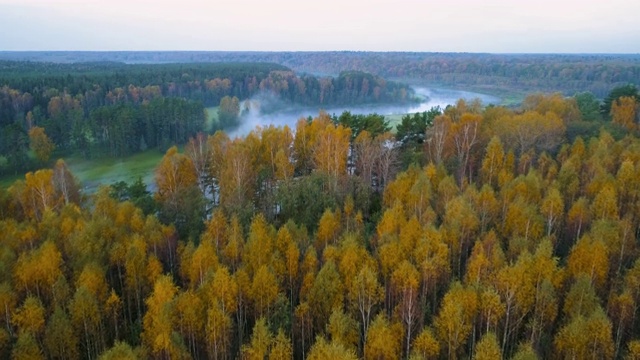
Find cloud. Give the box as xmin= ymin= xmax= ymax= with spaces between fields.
xmin=0 ymin=0 xmax=639 ymax=52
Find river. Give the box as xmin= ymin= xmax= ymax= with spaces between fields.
xmin=227 ymin=87 xmax=499 ymax=137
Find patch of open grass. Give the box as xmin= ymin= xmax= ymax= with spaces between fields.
xmin=385 ymin=114 xmax=404 ymax=132
xmin=498 ymin=93 xmax=526 ymax=107
xmin=65 ymin=149 xmax=164 ymax=192
xmin=1 ymin=149 xmax=170 ymax=192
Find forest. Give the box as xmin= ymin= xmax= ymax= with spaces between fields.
xmin=2 ymin=52 xmax=639 ymax=97
xmin=1 ymin=85 xmax=640 ymax=359
xmin=0 ymin=61 xmax=413 ymax=174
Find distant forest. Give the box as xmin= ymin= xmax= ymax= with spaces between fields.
xmin=0 ymin=61 xmax=412 ymax=173
xmin=1 ymin=51 xmax=639 ymax=97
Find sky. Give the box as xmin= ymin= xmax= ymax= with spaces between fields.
xmin=0 ymin=0 xmax=639 ymax=53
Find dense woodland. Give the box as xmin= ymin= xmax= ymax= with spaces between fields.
xmin=1 ymin=87 xmax=640 ymax=359
xmin=0 ymin=61 xmax=412 ymax=173
xmin=2 ymin=52 xmax=639 ymax=97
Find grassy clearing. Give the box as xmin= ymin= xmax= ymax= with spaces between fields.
xmin=385 ymin=114 xmax=404 ymax=132
xmin=0 ymin=149 xmax=166 ymax=192
xmin=498 ymin=92 xmax=527 ymax=107
xmin=1 ymin=107 xmax=217 ymax=192
xmin=65 ymin=150 xmax=164 ymax=192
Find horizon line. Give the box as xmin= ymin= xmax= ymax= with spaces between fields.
xmin=1 ymin=50 xmax=640 ymax=56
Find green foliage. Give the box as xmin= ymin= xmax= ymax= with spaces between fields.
xmin=0 ymin=123 xmax=29 ymax=175
xmin=110 ymin=177 xmax=156 ymax=215
xmin=574 ymin=92 xmax=602 ymax=122
xmin=89 ymin=99 xmax=205 ymax=157
xmin=276 ymin=173 xmax=339 ymax=231
xmin=396 ymin=107 xmax=442 ymax=167
xmin=396 ymin=107 xmax=441 ymax=146
xmin=565 ymin=120 xmax=603 ymax=143
xmin=157 ymin=185 xmax=206 ymax=241
xmin=334 ymin=111 xmax=390 ymax=139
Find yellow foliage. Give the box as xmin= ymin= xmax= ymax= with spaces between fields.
xmin=364 ymin=314 xmax=402 ymax=360
xmin=12 ymin=296 xmax=45 ymax=335
xmin=28 ymin=126 xmax=55 ymax=164
xmin=611 ymin=96 xmax=638 ymax=131
xmin=434 ymin=282 xmax=478 ymax=359
xmin=473 ymin=332 xmax=502 ymax=360
xmin=411 ymin=327 xmax=440 ymax=360
xmin=567 ymin=235 xmax=610 ymax=291
xmin=155 ymin=146 xmax=197 ymax=203
xmin=308 ymin=336 xmax=358 ymax=360
xmin=313 ymin=122 xmax=352 ymax=180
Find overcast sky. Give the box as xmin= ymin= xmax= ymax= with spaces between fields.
xmin=1 ymin=0 xmax=639 ymax=53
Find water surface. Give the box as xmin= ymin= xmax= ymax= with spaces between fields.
xmin=228 ymin=87 xmax=499 ymax=137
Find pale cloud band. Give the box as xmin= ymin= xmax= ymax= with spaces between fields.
xmin=0 ymin=0 xmax=638 ymax=52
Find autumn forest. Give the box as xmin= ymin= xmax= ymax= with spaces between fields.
xmin=1 ymin=55 xmax=640 ymax=360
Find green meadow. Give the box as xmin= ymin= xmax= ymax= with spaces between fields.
xmin=1 ymin=150 xmax=165 ymax=192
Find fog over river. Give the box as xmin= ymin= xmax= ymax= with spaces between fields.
xmin=227 ymin=87 xmax=499 ymax=138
